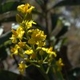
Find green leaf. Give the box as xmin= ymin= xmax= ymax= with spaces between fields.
xmin=35 ymin=0 xmax=44 ymax=6
xmin=55 ymin=25 xmax=69 ymax=38
xmin=0 ymin=70 xmax=28 ymax=80
xmin=0 ymin=31 xmax=12 ymax=45
xmin=0 ymin=31 xmax=12 ymax=61
xmin=54 ymin=0 xmax=80 ymax=8
xmin=0 ymin=46 xmax=7 ymax=61
xmin=51 ymin=13 xmax=59 ymax=31
xmin=0 ymin=1 xmax=22 ymax=14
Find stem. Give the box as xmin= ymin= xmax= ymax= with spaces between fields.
xmin=52 ymin=59 xmax=64 ymax=80
xmin=45 ymin=11 xmax=49 ymax=36
xmin=44 ymin=8 xmax=51 ymax=47
xmin=38 ymin=64 xmax=50 ymax=80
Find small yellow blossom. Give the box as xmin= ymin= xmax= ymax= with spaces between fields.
xmin=18 ymin=61 xmax=27 ymax=74
xmin=31 ymin=29 xmax=46 ymax=41
xmin=10 ymin=34 xmax=17 ymax=43
xmin=11 ymin=44 xmax=20 ymax=55
xmin=56 ymin=58 xmax=64 ymax=71
xmin=16 ymin=27 xmax=25 ymax=39
xmin=24 ymin=49 xmax=33 ymax=55
xmin=28 ymin=38 xmax=36 ymax=45
xmin=10 ymin=27 xmax=25 ymax=41
xmin=36 ymin=47 xmax=56 ymax=57
xmin=27 ymin=29 xmax=34 ymax=33
xmin=42 ymin=47 xmax=56 ymax=57
xmin=36 ymin=41 xmax=46 ymax=47
xmin=28 ymin=29 xmax=46 ymax=46
xmin=17 ymin=3 xmax=34 ymax=14
xmin=18 ymin=41 xmax=26 ymax=48
xmin=22 ymin=20 xmax=36 ymax=29
xmin=11 ymin=29 xmax=17 ymax=36
xmin=56 ymin=58 xmax=64 ymax=66
xmin=10 ymin=29 xmax=18 ymax=43
xmin=26 ymin=20 xmax=36 ymax=28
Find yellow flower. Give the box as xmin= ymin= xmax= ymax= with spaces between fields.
xmin=16 ymin=27 xmax=25 ymax=39
xmin=28 ymin=38 xmax=36 ymax=45
xmin=26 ymin=20 xmax=36 ymax=28
xmin=57 ymin=58 xmax=64 ymax=66
xmin=36 ymin=41 xmax=46 ymax=47
xmin=42 ymin=47 xmax=57 ymax=57
xmin=10 ymin=29 xmax=18 ymax=43
xmin=18 ymin=41 xmax=26 ymax=48
xmin=22 ymin=20 xmax=36 ymax=29
xmin=31 ymin=29 xmax=46 ymax=41
xmin=10 ymin=34 xmax=17 ymax=43
xmin=18 ymin=61 xmax=27 ymax=74
xmin=56 ymin=58 xmax=64 ymax=71
xmin=17 ymin=3 xmax=34 ymax=14
xmin=11 ymin=44 xmax=20 ymax=55
xmin=28 ymin=29 xmax=46 ymax=46
xmin=42 ymin=48 xmax=57 ymax=57
xmin=10 ymin=27 xmax=25 ymax=41
xmin=24 ymin=49 xmax=33 ymax=55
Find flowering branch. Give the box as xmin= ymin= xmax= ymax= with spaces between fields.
xmin=10 ymin=3 xmax=64 ymax=80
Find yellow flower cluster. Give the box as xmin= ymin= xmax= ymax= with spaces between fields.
xmin=17 ymin=3 xmax=34 ymax=14
xmin=22 ymin=20 xmax=36 ymax=29
xmin=10 ymin=27 xmax=25 ymax=43
xmin=10 ymin=3 xmax=63 ymax=75
xmin=28 ymin=29 xmax=46 ymax=46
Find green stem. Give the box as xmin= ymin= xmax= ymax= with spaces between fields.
xmin=44 ymin=9 xmax=51 ymax=47
xmin=38 ymin=64 xmax=50 ymax=80
xmin=52 ymin=59 xmax=64 ymax=80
